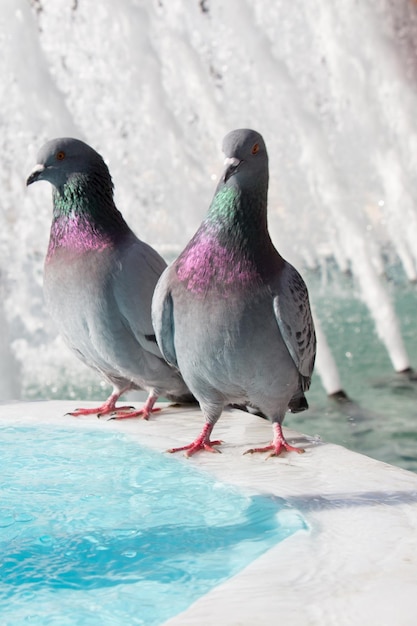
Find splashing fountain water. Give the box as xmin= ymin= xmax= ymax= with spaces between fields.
xmin=1 ymin=0 xmax=416 ymax=467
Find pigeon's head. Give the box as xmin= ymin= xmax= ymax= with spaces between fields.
xmin=26 ymin=137 xmax=111 ymax=192
xmin=221 ymin=129 xmax=268 ymax=188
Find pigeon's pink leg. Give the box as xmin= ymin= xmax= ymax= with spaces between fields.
xmin=68 ymin=388 xmax=133 ymax=417
xmin=244 ymin=422 xmax=305 ymax=458
xmin=109 ymin=393 xmax=161 ymax=421
xmin=168 ymin=423 xmax=222 ymax=457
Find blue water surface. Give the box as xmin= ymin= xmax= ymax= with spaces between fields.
xmin=0 ymin=426 xmax=307 ymax=625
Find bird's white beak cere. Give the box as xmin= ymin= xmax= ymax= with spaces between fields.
xmin=223 ymin=156 xmax=242 ymax=182
xmin=26 ymin=164 xmax=46 ymax=186
xmin=223 ymin=157 xmax=241 ymax=168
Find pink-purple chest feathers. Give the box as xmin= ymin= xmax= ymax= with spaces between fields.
xmin=46 ymin=215 xmax=113 ymax=263
xmin=175 ymin=231 xmax=261 ymax=296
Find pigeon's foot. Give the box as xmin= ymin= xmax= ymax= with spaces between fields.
xmin=244 ymin=422 xmax=305 ymax=458
xmin=67 ymin=396 xmax=132 ymax=417
xmin=244 ymin=442 xmax=305 ymax=458
xmin=108 ymin=394 xmax=161 ymax=421
xmin=69 ymin=405 xmax=135 ymax=417
xmin=108 ymin=407 xmax=162 ymax=421
xmin=168 ymin=440 xmax=222 ymax=457
xmin=167 ymin=423 xmax=222 ymax=457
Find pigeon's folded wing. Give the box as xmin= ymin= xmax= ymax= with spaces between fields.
xmin=114 ymin=236 xmax=168 ymax=358
xmin=151 ymin=266 xmax=178 ymax=368
xmin=272 ymin=263 xmax=316 ymax=389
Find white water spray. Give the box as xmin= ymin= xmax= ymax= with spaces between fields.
xmin=0 ymin=0 xmax=416 ymax=399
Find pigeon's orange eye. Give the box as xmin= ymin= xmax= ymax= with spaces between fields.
xmin=56 ymin=151 xmax=66 ymax=161
xmin=251 ymin=143 xmax=260 ymax=155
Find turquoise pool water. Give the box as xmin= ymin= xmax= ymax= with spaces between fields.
xmin=0 ymin=426 xmax=306 ymax=625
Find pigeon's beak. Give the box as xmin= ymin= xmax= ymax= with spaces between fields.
xmin=26 ymin=164 xmax=46 ymax=186
xmin=223 ymin=157 xmax=242 ymax=182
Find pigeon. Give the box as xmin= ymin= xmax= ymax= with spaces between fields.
xmin=152 ymin=129 xmax=316 ymax=456
xmin=26 ymin=137 xmax=194 ymax=419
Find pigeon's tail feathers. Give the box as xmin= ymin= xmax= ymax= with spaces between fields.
xmin=165 ymin=391 xmax=198 ymax=405
xmin=229 ymin=403 xmax=269 ymax=419
xmin=288 ymin=391 xmax=309 ymax=413
xmin=152 ymin=268 xmax=178 ymax=368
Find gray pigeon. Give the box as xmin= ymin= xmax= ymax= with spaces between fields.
xmin=26 ymin=137 xmax=194 ymax=418
xmin=152 ymin=129 xmax=316 ymax=456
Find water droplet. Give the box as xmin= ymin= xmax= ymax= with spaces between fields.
xmin=122 ymin=550 xmax=137 ymax=558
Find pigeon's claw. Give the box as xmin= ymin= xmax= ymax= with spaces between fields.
xmin=167 ymin=423 xmax=222 ymax=456
xmin=244 ymin=442 xmax=304 ymax=457
xmin=97 ymin=405 xmax=135 ymax=418
xmin=108 ymin=407 xmax=162 ymax=421
xmin=107 ymin=393 xmax=161 ymax=421
xmin=67 ymin=400 xmax=131 ymax=417
xmin=168 ymin=440 xmax=222 ymax=457
xmin=244 ymin=423 xmax=305 ymax=457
